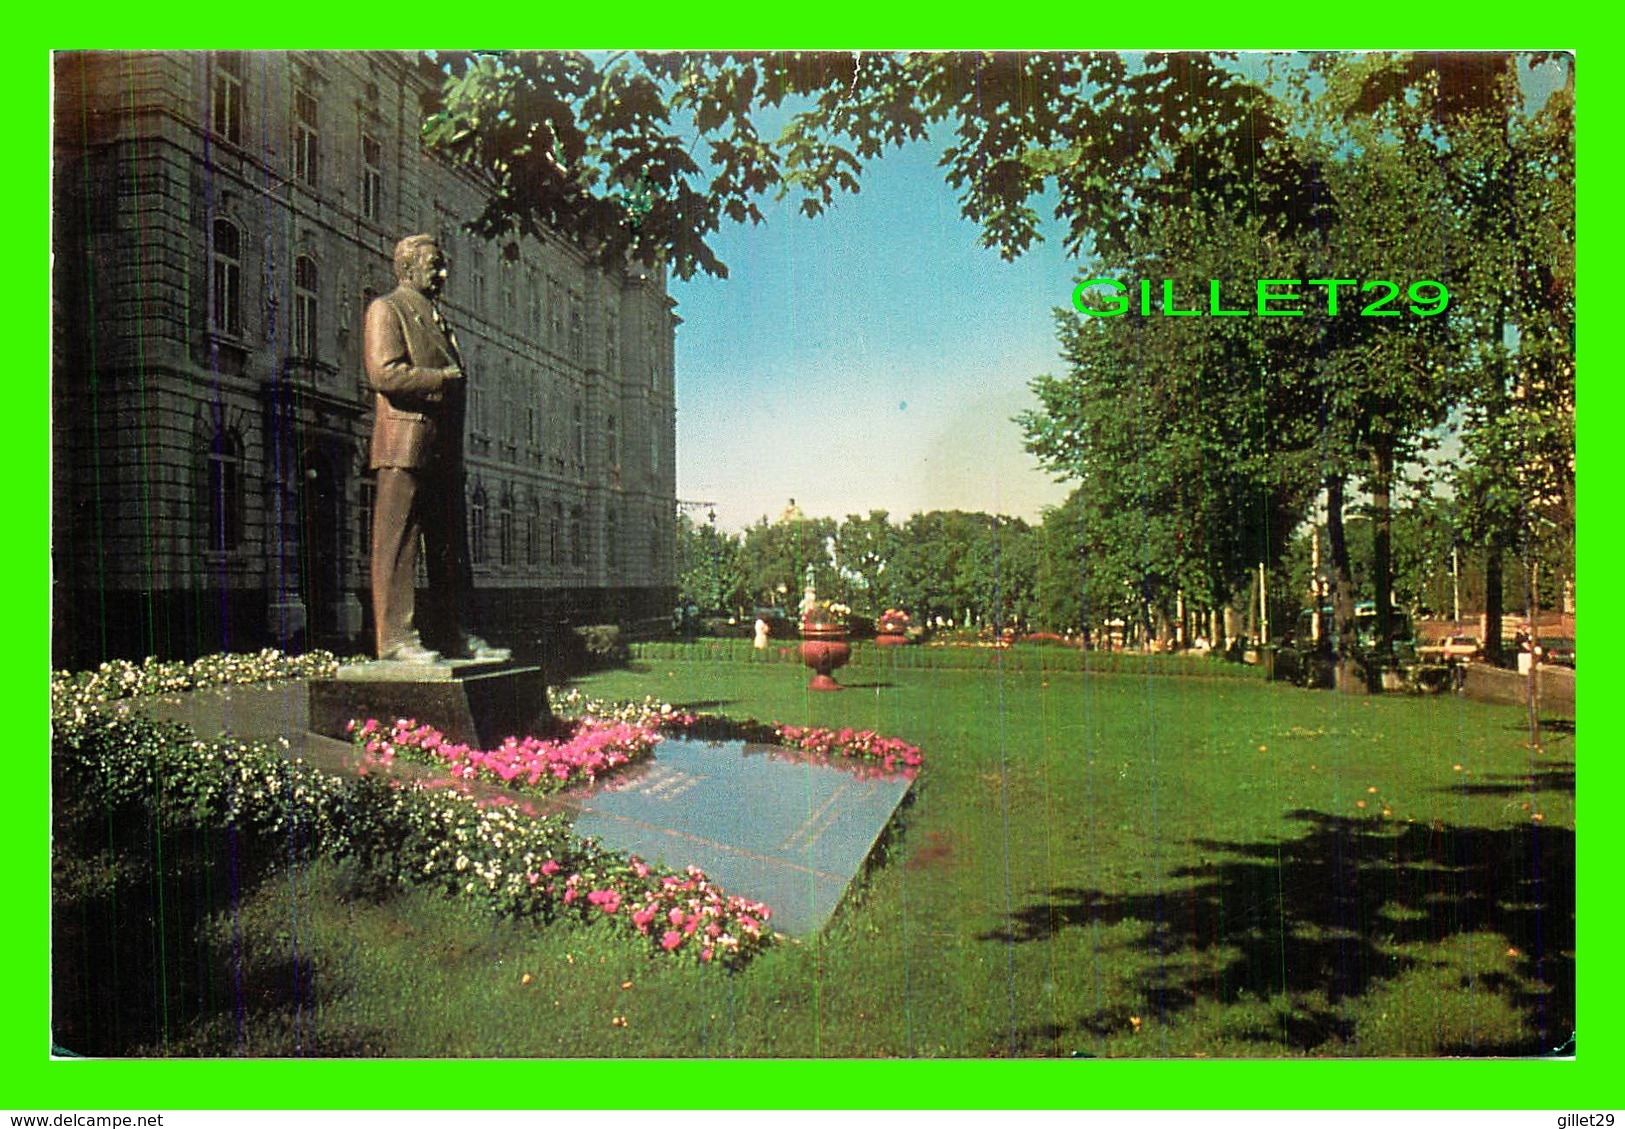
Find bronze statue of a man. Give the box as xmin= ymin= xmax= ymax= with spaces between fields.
xmin=364 ymin=234 xmax=508 ymax=663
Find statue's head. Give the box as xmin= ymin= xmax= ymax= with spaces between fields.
xmin=393 ymin=234 xmax=447 ymax=298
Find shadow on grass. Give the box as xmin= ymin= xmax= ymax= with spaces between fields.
xmin=53 ymin=814 xmax=387 ymax=1057
xmin=673 ymin=699 xmax=738 ymax=711
xmin=982 ymin=811 xmax=1574 ymax=1055
xmin=836 ymin=681 xmax=897 ymax=690
xmin=1443 ymin=762 xmax=1575 ymax=797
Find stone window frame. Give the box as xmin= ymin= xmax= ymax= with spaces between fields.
xmin=210 ymin=217 xmax=244 ymax=337
xmin=470 ymin=482 xmax=489 ymax=567
xmin=292 ymin=82 xmax=320 ymax=189
xmin=210 ymin=52 xmax=245 ymax=147
xmin=292 ymin=253 xmax=319 ymax=361
xmin=526 ymin=493 xmax=541 ymax=568
xmin=202 ymin=422 xmax=246 ymax=556
xmin=568 ymin=290 xmax=584 ymax=362
xmin=498 ymin=487 xmax=515 ymax=569
xmin=360 ymin=131 xmax=383 ymax=221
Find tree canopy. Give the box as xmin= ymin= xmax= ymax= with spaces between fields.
xmin=430 ymin=50 xmax=1574 ymax=671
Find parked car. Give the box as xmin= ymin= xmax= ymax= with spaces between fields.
xmin=1442 ymin=635 xmax=1482 ymax=660
xmin=1419 ymin=635 xmax=1481 ymax=662
xmin=1535 ymin=636 xmax=1576 ymax=668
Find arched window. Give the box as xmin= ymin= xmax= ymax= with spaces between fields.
xmin=468 ymin=354 xmax=488 ymax=436
xmin=211 ymin=219 xmax=242 ymax=335
xmin=470 ymin=484 xmax=488 ymax=566
xmin=606 ymin=414 xmax=619 ymax=482
xmin=361 ymin=133 xmax=383 ymax=221
xmin=569 ymin=505 xmax=585 ymax=568
xmin=526 ymin=498 xmax=540 ymax=567
xmin=606 ymin=508 xmax=620 ymax=572
xmin=293 ymin=254 xmax=318 ymax=359
xmin=550 ymin=500 xmax=563 ymax=566
xmin=204 ymin=427 xmax=243 ymax=552
xmin=499 ymin=489 xmax=515 ymax=568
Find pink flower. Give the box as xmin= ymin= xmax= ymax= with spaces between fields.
xmin=668 ymin=907 xmax=686 ymax=926
xmin=660 ymin=931 xmax=682 ymax=951
xmin=540 ymin=859 xmax=560 ymax=876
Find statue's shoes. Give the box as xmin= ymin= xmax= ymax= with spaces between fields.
xmin=380 ymin=641 xmax=443 ymax=663
xmin=460 ymin=634 xmax=512 ymax=662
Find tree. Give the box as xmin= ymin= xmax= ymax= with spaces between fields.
xmin=1327 ymin=52 xmax=1574 ymax=666
xmin=422 ymin=51 xmax=1325 ymax=278
xmin=1024 ymin=206 xmax=1323 ymax=649
xmin=832 ymin=511 xmax=900 ymax=615
xmin=675 ymin=513 xmax=745 ymax=613
xmin=737 ymin=513 xmax=837 ymax=610
xmin=1445 ymin=64 xmax=1576 ymax=663
xmin=424 ymin=50 xmax=1572 ymax=677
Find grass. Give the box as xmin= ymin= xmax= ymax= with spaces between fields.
xmin=54 ymin=648 xmax=1575 ymax=1057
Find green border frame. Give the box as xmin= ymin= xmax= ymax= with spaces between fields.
xmin=22 ymin=10 xmax=1616 ymax=1112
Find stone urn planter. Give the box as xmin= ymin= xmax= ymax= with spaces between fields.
xmin=800 ymin=621 xmax=852 ymax=691
xmin=875 ymin=610 xmax=911 ymax=646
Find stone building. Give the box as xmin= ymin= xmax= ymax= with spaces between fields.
xmin=52 ymin=51 xmax=679 ymax=667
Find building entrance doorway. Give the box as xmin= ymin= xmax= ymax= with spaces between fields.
xmin=297 ymin=445 xmax=347 ymax=647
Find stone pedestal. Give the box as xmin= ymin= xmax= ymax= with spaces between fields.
xmin=307 ymin=660 xmax=552 ymax=750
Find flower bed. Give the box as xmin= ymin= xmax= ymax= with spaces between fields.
xmin=51 ymin=648 xmax=347 ymax=718
xmin=53 ymin=658 xmax=925 ymax=970
xmin=551 ymin=689 xmax=924 ymax=779
xmin=364 ymin=694 xmax=927 ymax=790
xmin=774 ymin=724 xmax=923 ymax=776
xmin=348 ymin=716 xmax=664 ymax=795
xmin=338 ymin=771 xmax=773 ymax=968
xmin=51 ymin=662 xmax=775 ymax=969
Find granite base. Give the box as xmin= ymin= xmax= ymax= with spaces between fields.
xmin=308 ymin=662 xmax=552 ymax=749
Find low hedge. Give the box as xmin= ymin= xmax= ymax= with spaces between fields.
xmin=629 ymin=638 xmax=1266 ymax=679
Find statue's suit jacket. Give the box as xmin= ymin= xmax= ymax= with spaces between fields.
xmin=363 ymin=285 xmax=464 ymax=470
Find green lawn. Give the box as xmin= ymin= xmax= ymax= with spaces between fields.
xmin=56 ymin=651 xmax=1575 ymax=1057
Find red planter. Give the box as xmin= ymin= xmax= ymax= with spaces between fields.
xmin=875 ymin=628 xmax=909 ymax=646
xmin=800 ymin=623 xmax=852 ymax=691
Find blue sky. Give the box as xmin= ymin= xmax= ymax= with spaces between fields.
xmin=667 ymin=53 xmax=1573 ymax=533
xmin=669 ymin=129 xmax=1080 ymax=532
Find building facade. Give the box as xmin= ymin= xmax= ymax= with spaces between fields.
xmin=53 ymin=51 xmax=678 ymax=667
